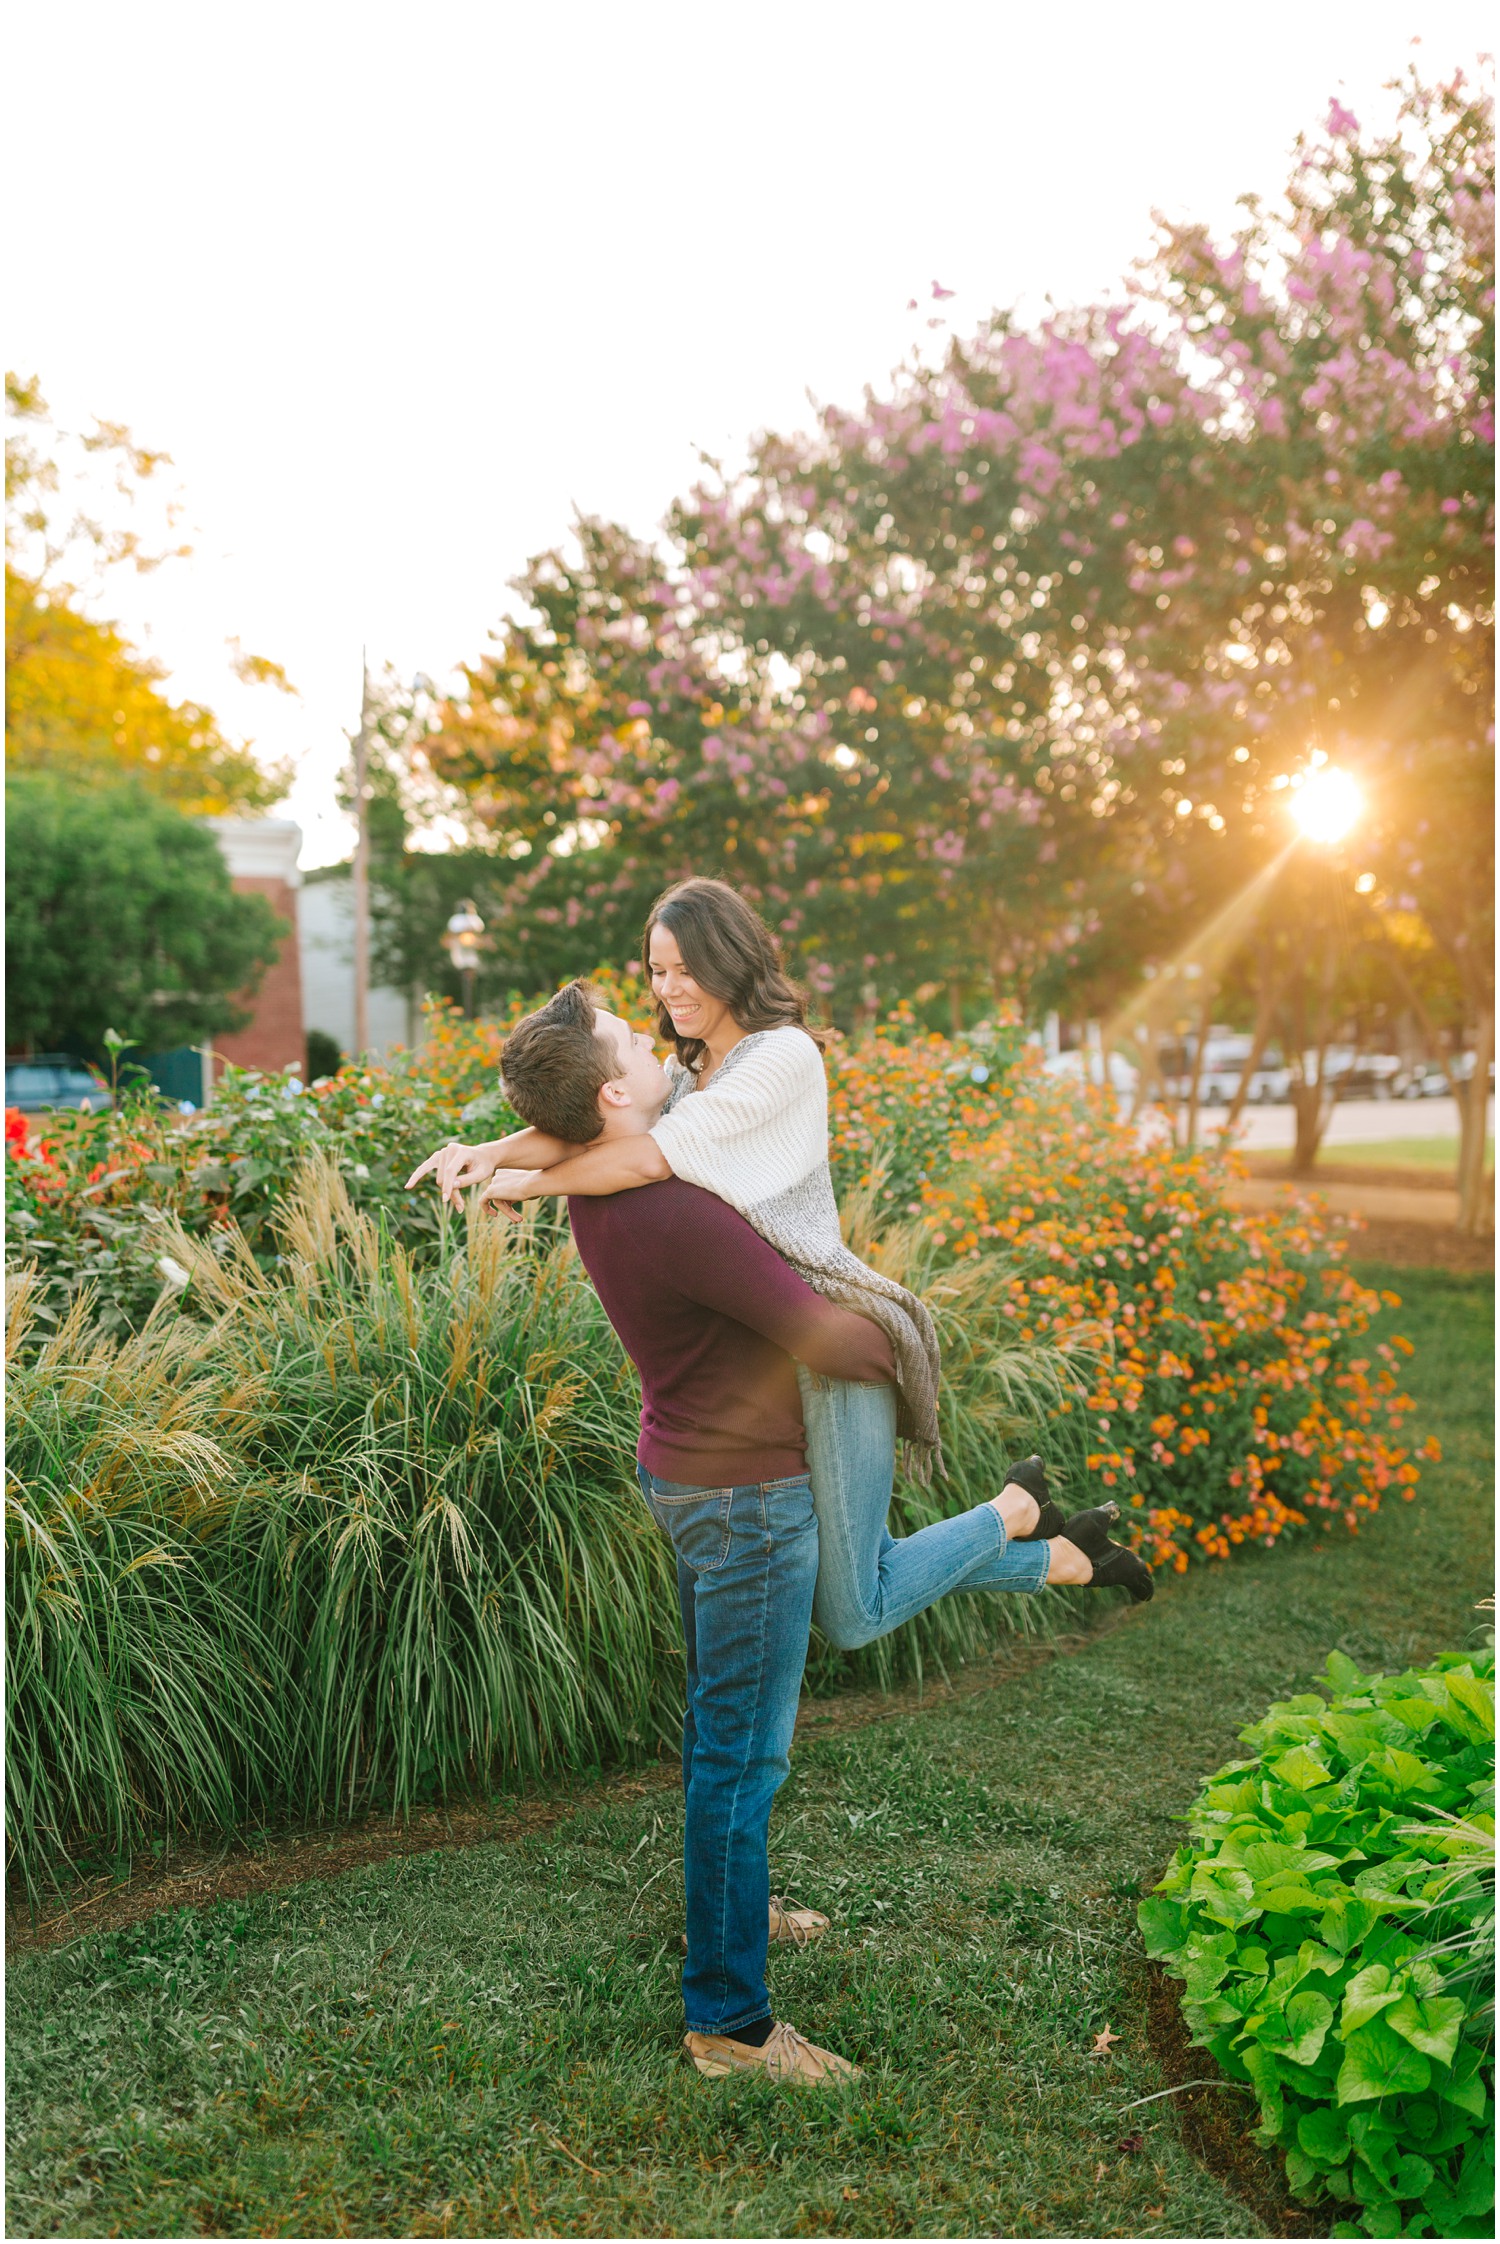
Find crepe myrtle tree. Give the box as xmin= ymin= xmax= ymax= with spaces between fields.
xmin=413 ymin=68 xmax=1489 ymax=1147
xmin=669 ymin=66 xmax=1491 ymax=1191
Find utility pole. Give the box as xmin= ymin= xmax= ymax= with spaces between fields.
xmin=352 ymin=655 xmax=372 ymax=1060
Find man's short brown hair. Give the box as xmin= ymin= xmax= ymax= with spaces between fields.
xmin=499 ymin=980 xmax=616 ymax=1143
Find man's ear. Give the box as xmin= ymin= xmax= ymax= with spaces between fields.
xmin=598 ymin=1080 xmax=632 ymax=1111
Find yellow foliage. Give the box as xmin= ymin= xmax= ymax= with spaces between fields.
xmin=5 ymin=566 xmax=283 ymax=815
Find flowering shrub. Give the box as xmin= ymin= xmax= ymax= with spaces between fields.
xmin=1140 ymin=1650 xmax=1495 ymax=2239
xmin=826 ymin=1002 xmax=1025 ymax=1214
xmin=6 ymin=1001 xmax=1430 ymax=1580
xmin=918 ymin=1057 xmax=1436 ymax=1573
xmin=3 ymin=972 xmax=662 ymax=1331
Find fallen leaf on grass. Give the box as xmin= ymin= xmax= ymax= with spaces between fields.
xmin=1116 ymin=2132 xmax=1144 ymax=2154
xmin=842 ymin=2187 xmax=860 ymax=2200
xmin=1145 ymin=2206 xmax=1165 ymax=2217
xmin=1091 ymin=2024 xmax=1121 ymax=2057
xmin=530 ymin=2125 xmax=604 ymax=2179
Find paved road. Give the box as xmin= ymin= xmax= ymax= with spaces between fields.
xmin=1224 ymin=1096 xmax=1484 ymax=1149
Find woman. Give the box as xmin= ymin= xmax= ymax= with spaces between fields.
xmin=407 ymin=879 xmax=1153 ymax=1640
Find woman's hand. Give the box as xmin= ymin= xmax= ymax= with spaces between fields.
xmin=404 ymin=1140 xmax=504 ymax=1205
xmin=477 ymin=1166 xmax=548 ymax=1219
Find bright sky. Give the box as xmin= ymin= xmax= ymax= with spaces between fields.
xmin=9 ymin=1 xmax=1491 ymax=866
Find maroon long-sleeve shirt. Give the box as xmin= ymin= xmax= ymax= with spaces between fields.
xmin=567 ymin=1177 xmax=894 ymax=1485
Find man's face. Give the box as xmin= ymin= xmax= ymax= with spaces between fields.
xmin=594 ymin=1011 xmax=670 ymax=1122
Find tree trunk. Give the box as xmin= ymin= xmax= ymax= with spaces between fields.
xmin=1221 ymin=962 xmax=1281 ymax=1139
xmin=1126 ymin=1025 xmax=1160 ymax=1127
xmin=1291 ymin=1080 xmax=1331 ymax=1173
xmin=948 ymin=980 xmax=965 ymax=1037
xmin=1290 ymin=934 xmax=1339 ymax=1175
xmin=1183 ymin=993 xmax=1214 ymax=1149
xmin=1456 ymin=1007 xmax=1494 ymax=1237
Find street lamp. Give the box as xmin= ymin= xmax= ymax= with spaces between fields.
xmin=443 ymin=900 xmax=486 ymax=1018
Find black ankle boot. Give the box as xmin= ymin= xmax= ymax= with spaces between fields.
xmin=1082 ymin=1543 xmax=1155 ymax=1603
xmin=1059 ymin=1504 xmax=1154 ymax=1603
xmin=1058 ymin=1501 xmax=1123 ymax=1560
xmin=1004 ymin=1455 xmax=1068 ymax=1542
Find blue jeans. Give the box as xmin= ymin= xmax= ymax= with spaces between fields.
xmin=797 ymin=1371 xmax=1049 ymax=1650
xmin=636 ymin=1464 xmax=818 ymax=2039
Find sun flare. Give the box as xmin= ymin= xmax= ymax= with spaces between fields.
xmin=1291 ymin=765 xmax=1362 ymax=845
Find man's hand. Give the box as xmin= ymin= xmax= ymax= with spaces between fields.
xmin=477 ymin=1166 xmax=547 ymax=1220
xmin=404 ymin=1140 xmax=502 ymax=1205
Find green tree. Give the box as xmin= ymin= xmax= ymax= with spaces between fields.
xmin=5 ymin=775 xmax=286 ymax=1056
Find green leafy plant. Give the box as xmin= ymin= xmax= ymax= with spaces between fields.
xmin=1140 ymin=1650 xmax=1496 ymax=2238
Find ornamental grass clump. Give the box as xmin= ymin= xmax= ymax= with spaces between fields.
xmin=5 ymin=1273 xmax=277 ymax=1881
xmin=4 ymin=1158 xmax=682 ymax=1892
xmin=1140 ymin=1649 xmax=1495 ymax=2239
xmin=158 ymin=1156 xmax=682 ymax=1823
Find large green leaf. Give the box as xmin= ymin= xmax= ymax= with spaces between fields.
xmin=1434 ymin=2039 xmax=1488 ymax=2117
xmin=1381 ymin=1694 xmax=1444 ymax=1738
xmin=1255 ymin=1875 xmax=1330 ymax=1915
xmin=1377 ymin=1746 xmax=1444 ymax=1796
xmin=1336 ymin=2017 xmax=1433 ymax=2104
xmin=1386 ymin=1993 xmax=1465 ymax=2066
xmin=1297 ymin=2103 xmax=1351 ymax=2164
xmin=1351 ymin=2197 xmax=1405 ymax=2234
xmin=1179 ymin=1928 xmax=1239 ymax=1996
xmin=1271 ymin=1743 xmax=1337 ymax=1793
xmin=1188 ymin=1862 xmax=1258 ymax=1927
xmin=1438 ymin=1670 xmax=1495 ymax=1744
xmin=1420 ymin=2133 xmax=1496 ymax=2226
xmin=1319 ymin=1895 xmax=1383 ymax=1955
xmin=1339 ymin=1962 xmax=1406 ymax=2036
xmin=1233 ymin=1838 xmax=1340 ymax=1879
xmin=1241 ymin=2039 xmax=1285 ymax=2133
xmin=1137 ymin=1894 xmax=1187 ymax=1959
xmin=1260 ymin=1988 xmax=1335 ymax=2066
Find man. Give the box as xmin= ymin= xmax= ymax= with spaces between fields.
xmin=481 ymin=981 xmax=885 ymax=2084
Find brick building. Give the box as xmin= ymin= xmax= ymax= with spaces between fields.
xmin=205 ymin=817 xmax=305 ymax=1082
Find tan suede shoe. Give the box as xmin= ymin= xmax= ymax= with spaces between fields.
xmin=684 ymin=2020 xmax=862 ymax=2083
xmin=770 ymin=1894 xmax=830 ymax=1947
xmin=680 ymin=1896 xmax=830 ymax=1954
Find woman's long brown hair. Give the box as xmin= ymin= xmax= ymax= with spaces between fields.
xmin=642 ymin=877 xmax=827 ymax=1072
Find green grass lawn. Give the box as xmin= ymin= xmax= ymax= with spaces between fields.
xmin=1297 ymin=1135 xmax=1491 ymax=1175
xmin=6 ymin=1265 xmax=1493 ymax=2241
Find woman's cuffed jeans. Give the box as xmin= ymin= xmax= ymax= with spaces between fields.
xmin=797 ymin=1370 xmax=1049 ymax=1651
xmin=637 ymin=1465 xmax=818 ymax=2040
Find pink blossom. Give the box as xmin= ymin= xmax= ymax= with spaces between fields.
xmin=1325 ymin=98 xmax=1360 ymax=139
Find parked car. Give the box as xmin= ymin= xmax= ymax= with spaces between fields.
xmin=1043 ymin=1048 xmax=1140 ymax=1096
xmin=4 ymin=1055 xmax=111 ymax=1113
xmin=1157 ymin=1033 xmax=1291 ymax=1105
xmin=1323 ymin=1051 xmax=1402 ymax=1101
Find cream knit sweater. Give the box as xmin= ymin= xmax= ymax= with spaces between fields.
xmin=650 ymin=1026 xmax=943 ymax=1475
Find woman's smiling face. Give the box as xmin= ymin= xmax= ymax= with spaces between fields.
xmin=647 ymin=920 xmax=735 ymax=1047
